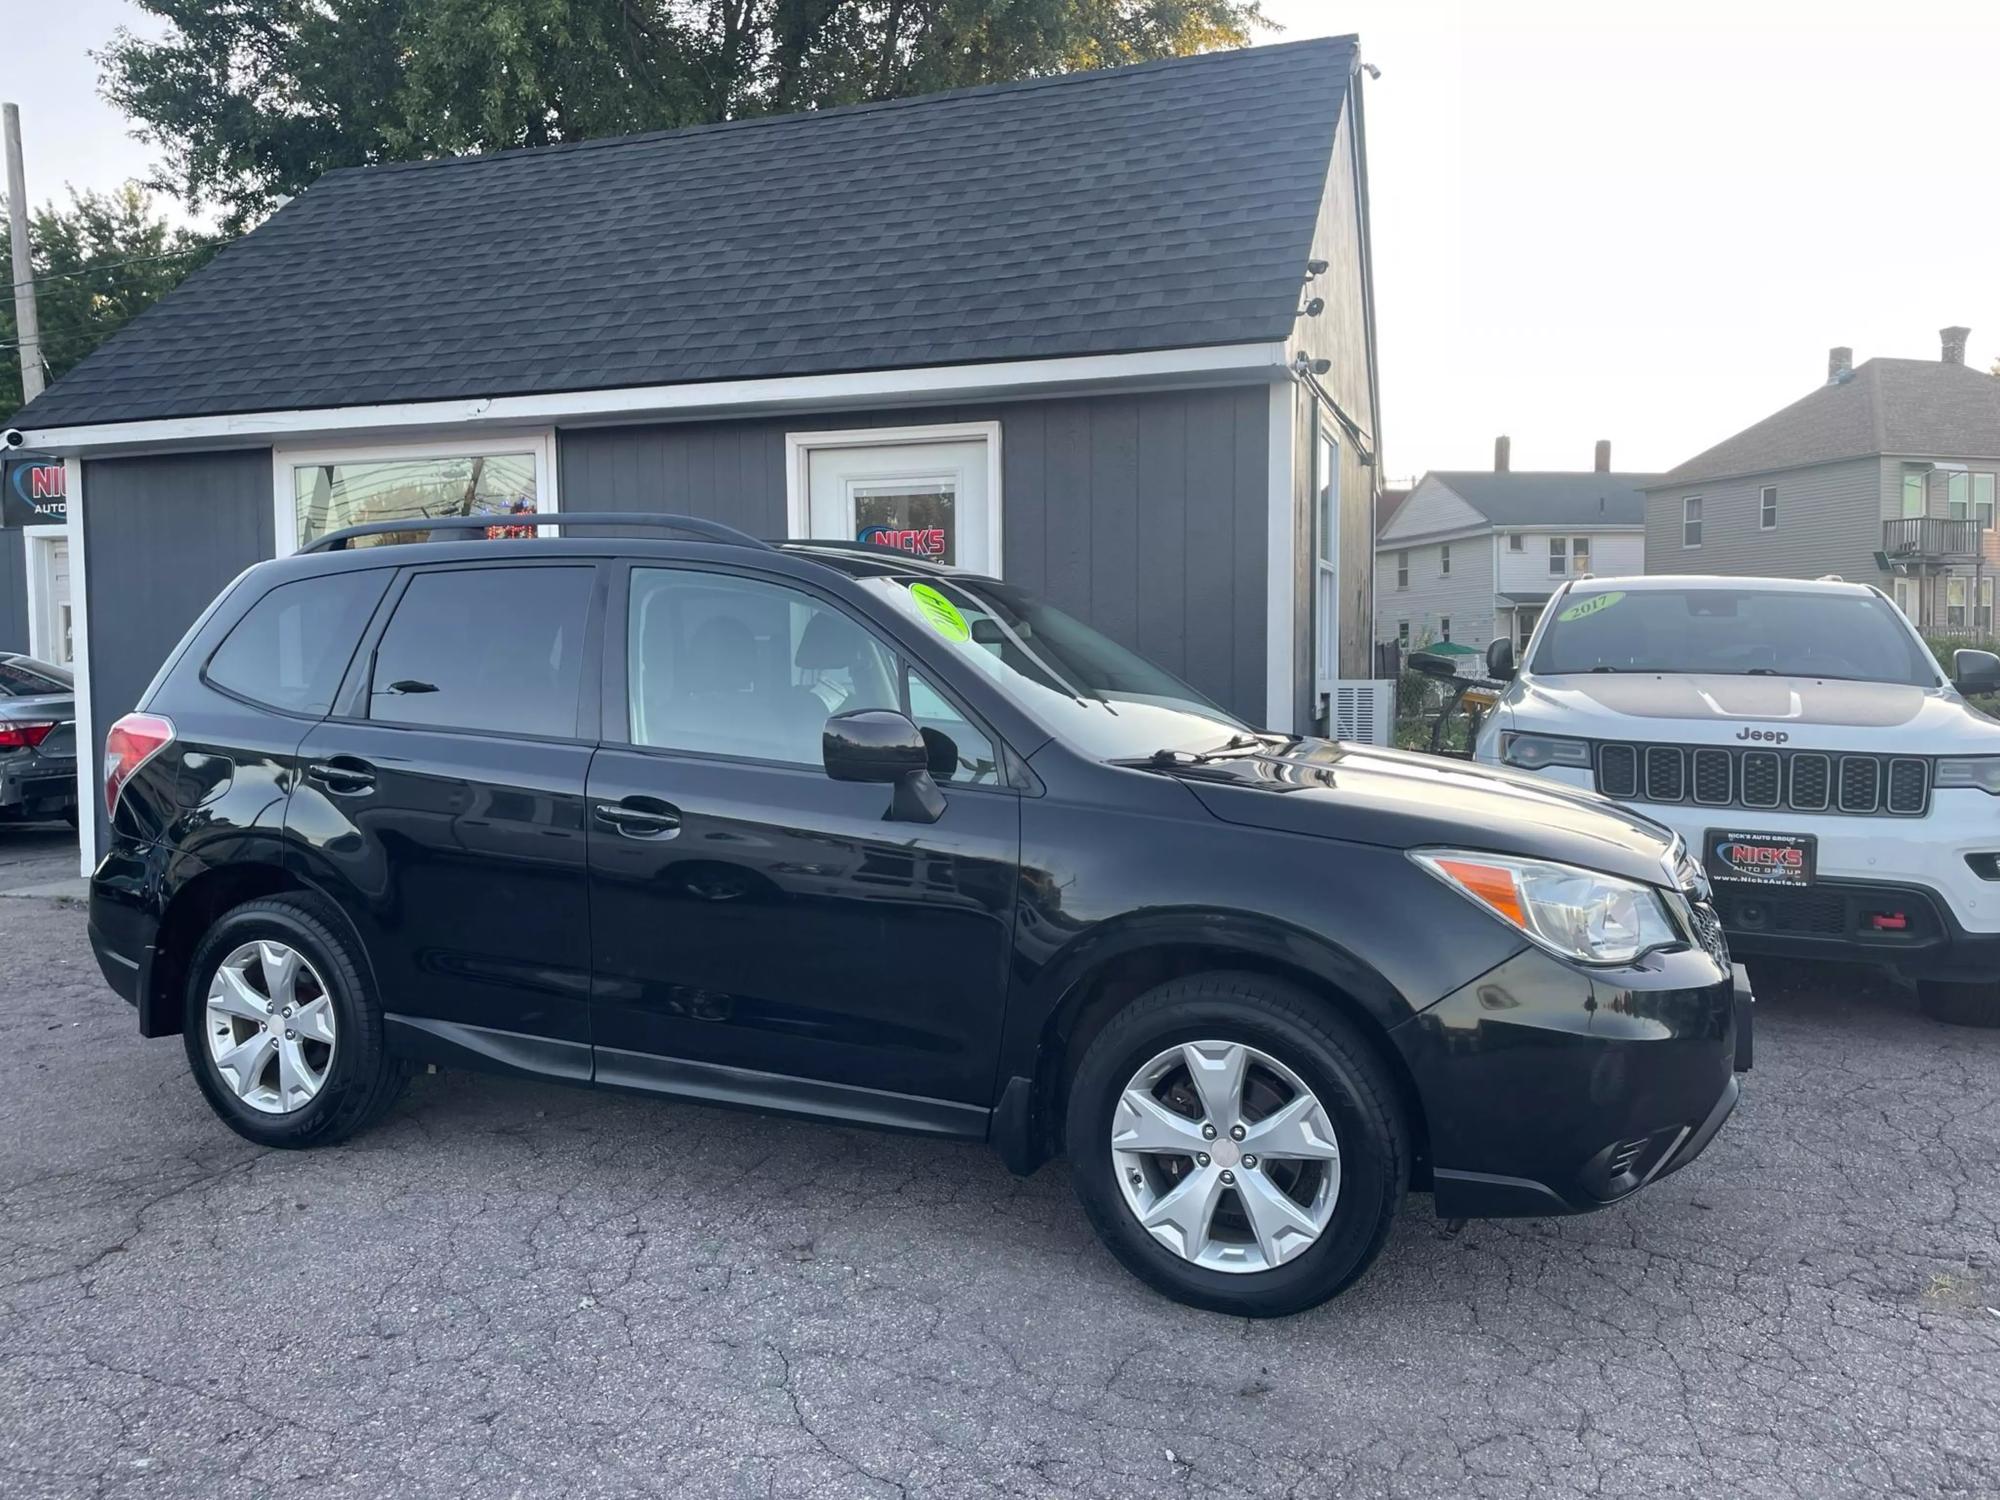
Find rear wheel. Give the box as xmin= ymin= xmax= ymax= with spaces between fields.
xmin=1065 ymin=973 xmax=1408 ymax=1317
xmin=1916 ymin=978 xmax=2000 ymax=1028
xmin=183 ymin=896 xmax=405 ymax=1147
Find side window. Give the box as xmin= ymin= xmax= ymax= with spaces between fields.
xmin=906 ymin=670 xmax=999 ymax=786
xmin=369 ymin=566 xmax=592 ymax=737
xmin=628 ymin=568 xmax=899 ymax=766
xmin=206 ymin=570 xmax=390 ymax=715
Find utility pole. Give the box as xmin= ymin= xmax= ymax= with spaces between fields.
xmin=4 ymin=102 xmax=44 ymax=403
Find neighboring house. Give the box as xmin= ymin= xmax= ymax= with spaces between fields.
xmin=7 ymin=38 xmax=1384 ymax=871
xmin=1642 ymin=331 xmax=2000 ymax=634
xmin=1375 ymin=439 xmax=1652 ymax=657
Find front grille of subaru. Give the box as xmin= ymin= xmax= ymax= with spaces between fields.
xmin=1595 ymin=744 xmax=1930 ymax=817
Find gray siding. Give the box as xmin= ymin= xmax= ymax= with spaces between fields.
xmin=83 ymin=449 xmax=274 ymax=847
xmin=559 ymin=388 xmax=1274 ymax=722
xmin=1378 ymin=535 xmax=1496 ymax=651
xmin=1643 ymin=457 xmax=1883 ymax=581
xmin=0 ymin=529 xmax=25 ymax=653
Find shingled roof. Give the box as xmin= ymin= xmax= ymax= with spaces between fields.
xmin=1416 ymin=471 xmax=1655 ymax=528
xmin=16 ymin=37 xmax=1356 ymax=431
xmin=1652 ymin=357 xmax=2000 ymax=489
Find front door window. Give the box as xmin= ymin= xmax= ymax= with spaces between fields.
xmin=799 ymin=432 xmax=996 ymax=573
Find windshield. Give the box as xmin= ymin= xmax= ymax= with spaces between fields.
xmin=857 ymin=574 xmax=1251 ymax=760
xmin=1530 ymin=587 xmax=1940 ymax=685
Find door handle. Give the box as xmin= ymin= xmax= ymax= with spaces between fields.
xmin=306 ymin=759 xmax=377 ymax=794
xmin=594 ymin=801 xmax=681 ymax=838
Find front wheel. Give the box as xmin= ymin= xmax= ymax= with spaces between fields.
xmin=1917 ymin=978 xmax=2000 ymax=1028
xmin=1064 ymin=973 xmax=1409 ymax=1317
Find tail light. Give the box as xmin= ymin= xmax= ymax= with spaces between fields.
xmin=0 ymin=721 xmax=57 ymax=751
xmin=104 ymin=713 xmax=175 ymax=821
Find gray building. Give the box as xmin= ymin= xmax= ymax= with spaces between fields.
xmin=1642 ymin=330 xmax=1999 ymax=633
xmin=6 ymin=38 xmax=1384 ymax=874
xmin=1376 ymin=441 xmax=1653 ymax=657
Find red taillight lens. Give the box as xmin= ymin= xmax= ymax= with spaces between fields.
xmin=104 ymin=713 xmax=175 ymax=821
xmin=0 ymin=721 xmax=57 ymax=750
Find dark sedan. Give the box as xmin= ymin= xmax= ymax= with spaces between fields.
xmin=0 ymin=653 xmax=77 ymax=826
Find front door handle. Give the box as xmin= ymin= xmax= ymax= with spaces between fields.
xmin=306 ymin=758 xmax=376 ymax=794
xmin=594 ymin=800 xmax=681 ymax=838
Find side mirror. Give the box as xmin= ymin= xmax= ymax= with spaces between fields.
xmin=1406 ymin=650 xmax=1459 ymax=681
xmin=1953 ymin=647 xmax=2000 ymax=697
xmin=823 ymin=709 xmax=945 ymax=823
xmin=1485 ymin=638 xmax=1517 ymax=681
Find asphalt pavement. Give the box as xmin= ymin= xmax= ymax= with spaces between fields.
xmin=0 ymin=849 xmax=1996 ymax=1499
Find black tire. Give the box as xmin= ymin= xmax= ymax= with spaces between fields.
xmin=1065 ymin=972 xmax=1408 ymax=1317
xmin=183 ymin=895 xmax=406 ymax=1147
xmin=1916 ymin=978 xmax=2000 ymax=1028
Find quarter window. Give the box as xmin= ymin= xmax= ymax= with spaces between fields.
xmin=906 ymin=670 xmax=999 ymax=786
xmin=1682 ymin=496 xmax=1703 ymax=547
xmin=1760 ymin=486 xmax=1777 ymax=530
xmin=627 ymin=569 xmax=898 ymax=767
xmin=369 ymin=567 xmax=592 ymax=738
xmin=207 ymin=570 xmax=391 ymax=715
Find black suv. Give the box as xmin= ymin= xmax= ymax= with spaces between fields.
xmin=88 ymin=515 xmax=1749 ymax=1316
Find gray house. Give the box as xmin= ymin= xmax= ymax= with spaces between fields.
xmin=1376 ymin=441 xmax=1653 ymax=657
xmin=7 ymin=38 xmax=1383 ymax=874
xmin=1642 ymin=330 xmax=1999 ymax=633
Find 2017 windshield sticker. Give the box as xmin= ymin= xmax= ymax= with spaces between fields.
xmin=1558 ymin=591 xmax=1625 ymax=623
xmin=908 ymin=582 xmax=970 ymax=641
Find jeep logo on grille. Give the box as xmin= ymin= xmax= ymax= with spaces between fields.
xmin=1734 ymin=727 xmax=1790 ymax=744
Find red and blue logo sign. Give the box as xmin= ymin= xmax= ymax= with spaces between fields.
xmin=1 ymin=458 xmax=65 ymax=527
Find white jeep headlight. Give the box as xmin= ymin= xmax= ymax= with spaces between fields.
xmin=1935 ymin=757 xmax=2000 ymax=795
xmin=1412 ymin=849 xmax=1683 ymax=966
xmin=1499 ymin=732 xmax=1592 ymax=771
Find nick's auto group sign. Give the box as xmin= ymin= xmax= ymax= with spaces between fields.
xmin=0 ymin=456 xmax=65 ymax=527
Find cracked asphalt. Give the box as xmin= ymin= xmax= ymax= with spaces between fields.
xmin=2 ymin=842 xmax=1997 ymax=1497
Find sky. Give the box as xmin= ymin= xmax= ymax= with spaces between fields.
xmin=11 ymin=0 xmax=2000 ymax=481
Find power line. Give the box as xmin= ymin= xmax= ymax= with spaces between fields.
xmin=1 ymin=241 xmax=226 ymax=298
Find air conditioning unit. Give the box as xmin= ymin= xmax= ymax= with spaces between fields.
xmin=1329 ymin=679 xmax=1395 ymax=745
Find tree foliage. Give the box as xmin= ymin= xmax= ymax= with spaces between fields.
xmin=2 ymin=185 xmax=217 ymax=407
xmin=101 ymin=0 xmax=1267 ymax=232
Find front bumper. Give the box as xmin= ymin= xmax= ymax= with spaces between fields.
xmin=1394 ymin=942 xmax=1746 ymax=1219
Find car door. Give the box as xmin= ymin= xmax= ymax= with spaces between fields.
xmin=289 ymin=559 xmax=602 ymax=1063
xmin=586 ymin=561 xmax=1020 ymax=1115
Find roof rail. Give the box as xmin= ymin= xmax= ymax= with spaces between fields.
xmin=299 ymin=512 xmax=773 ymax=554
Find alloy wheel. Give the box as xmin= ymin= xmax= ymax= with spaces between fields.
xmin=1110 ymin=1040 xmax=1341 ymax=1273
xmin=204 ymin=940 xmax=338 ymax=1115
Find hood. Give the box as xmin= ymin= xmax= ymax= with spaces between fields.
xmin=1170 ymin=740 xmax=1683 ymax=888
xmin=1508 ymin=673 xmax=1998 ymax=751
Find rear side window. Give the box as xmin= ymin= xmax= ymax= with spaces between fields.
xmin=205 ymin=571 xmax=390 ymax=715
xmin=370 ymin=566 xmax=592 ymax=738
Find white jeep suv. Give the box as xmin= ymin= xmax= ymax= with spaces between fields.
xmin=1473 ymin=575 xmax=2000 ymax=1024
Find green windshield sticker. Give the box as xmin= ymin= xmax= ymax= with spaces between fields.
xmin=909 ymin=582 xmax=970 ymax=642
xmin=1558 ymin=590 xmax=1625 ymax=623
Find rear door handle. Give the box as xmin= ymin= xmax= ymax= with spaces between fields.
xmin=306 ymin=758 xmax=376 ymax=794
xmin=594 ymin=800 xmax=681 ymax=838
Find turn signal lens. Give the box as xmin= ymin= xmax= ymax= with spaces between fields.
xmin=104 ymin=713 xmax=175 ymax=821
xmin=1413 ymin=849 xmax=1682 ymax=966
xmin=0 ymin=720 xmax=57 ymax=750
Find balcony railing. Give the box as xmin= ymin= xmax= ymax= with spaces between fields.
xmin=1883 ymin=516 xmax=1983 ymax=559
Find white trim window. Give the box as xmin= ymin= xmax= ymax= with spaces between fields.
xmin=1980 ymin=576 xmax=1995 ymax=633
xmin=1947 ymin=575 xmax=1969 ymax=630
xmin=19 ymin=524 xmax=72 ymax=666
xmin=1507 ymin=533 xmax=1524 ymax=552
xmin=1547 ymin=536 xmax=1567 ymax=576
xmin=1975 ymin=473 xmax=1995 ymax=530
xmin=1440 ymin=616 xmax=1452 ymax=643
xmin=783 ymin=421 xmax=1003 ymax=577
xmin=272 ymin=431 xmax=559 ymax=556
xmin=1571 ymin=535 xmax=1591 ymax=574
xmin=1312 ymin=422 xmax=1340 ymax=694
xmin=1682 ymin=496 xmax=1703 ymax=548
xmin=1893 ymin=577 xmax=1917 ymax=622
xmin=1759 ymin=485 xmax=1777 ymax=530
xmin=1948 ymin=472 xmax=1971 ymax=522
xmin=1395 ymin=550 xmax=1409 ymax=589
xmin=1439 ymin=542 xmax=1451 ymax=576
xmin=1397 ymin=621 xmax=1410 ymax=649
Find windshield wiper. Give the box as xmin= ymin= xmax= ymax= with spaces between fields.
xmin=1118 ymin=733 xmax=1269 ymax=770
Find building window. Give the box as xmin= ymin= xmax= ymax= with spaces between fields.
xmin=1975 ymin=473 xmax=1995 ymax=529
xmin=1440 ymin=616 xmax=1452 ymax=642
xmin=1547 ymin=537 xmax=1567 ymax=576
xmin=1760 ymin=485 xmax=1777 ymax=530
xmin=1682 ymin=496 xmax=1703 ymax=548
xmin=1980 ymin=577 xmax=1995 ymax=633
xmin=1948 ymin=472 xmax=1971 ymax=522
xmin=282 ymin=434 xmax=556 ymax=554
xmin=1903 ymin=469 xmax=1927 ymax=518
xmin=1508 ymin=534 xmax=1525 ymax=552
xmin=1397 ymin=621 xmax=1410 ymax=649
xmin=1395 ymin=551 xmax=1409 ymax=589
xmin=1440 ymin=543 xmax=1451 ymax=576
xmin=1893 ymin=578 xmax=1917 ymax=622
xmin=1314 ymin=425 xmax=1339 ymax=689
xmin=1571 ymin=535 xmax=1591 ymax=573
xmin=1948 ymin=576 xmax=1968 ymax=629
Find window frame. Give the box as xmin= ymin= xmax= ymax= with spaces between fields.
xmin=1570 ymin=535 xmax=1591 ymax=572
xmin=329 ymin=558 xmax=605 ymax=744
xmin=271 ymin=430 xmax=560 ymax=558
xmin=1507 ymin=534 xmax=1525 ymax=553
xmin=1440 ymin=616 xmax=1452 ymax=643
xmin=600 ymin=558 xmax=1022 ymax=793
xmin=1547 ymin=536 xmax=1567 ymax=576
xmin=1759 ymin=485 xmax=1777 ymax=530
xmin=1974 ymin=472 xmax=1995 ymax=530
xmin=1682 ymin=495 xmax=1703 ymax=548
xmin=1948 ymin=471 xmax=1971 ymax=522
xmin=1395 ymin=550 xmax=1409 ymax=590
xmin=1440 ymin=542 xmax=1451 ymax=576
xmin=1947 ymin=575 xmax=1969 ymax=629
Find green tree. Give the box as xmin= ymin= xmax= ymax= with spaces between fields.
xmin=101 ymin=0 xmax=1266 ymax=232
xmin=2 ymin=184 xmax=217 ymax=408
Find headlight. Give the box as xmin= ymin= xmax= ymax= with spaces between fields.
xmin=1500 ymin=732 xmax=1592 ymax=771
xmin=1412 ymin=849 xmax=1684 ymax=965
xmin=1935 ymin=757 xmax=2000 ymax=795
